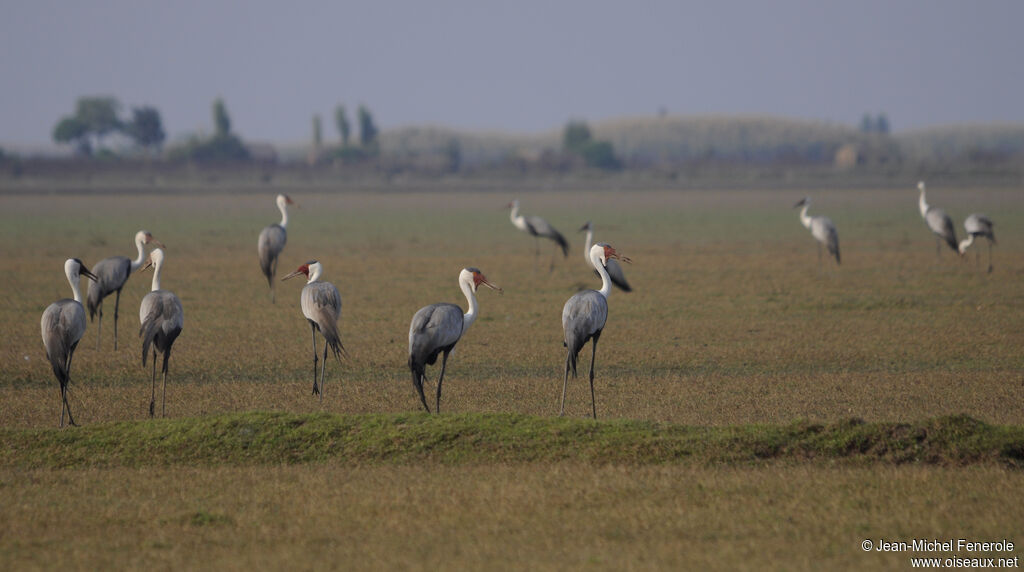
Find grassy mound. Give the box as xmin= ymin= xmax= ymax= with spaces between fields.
xmin=2 ymin=412 xmax=1022 ymax=469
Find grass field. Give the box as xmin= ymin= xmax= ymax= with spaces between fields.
xmin=1 ymin=185 xmax=1022 ymax=569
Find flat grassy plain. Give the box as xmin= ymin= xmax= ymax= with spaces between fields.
xmin=1 ymin=185 xmax=1022 ymax=569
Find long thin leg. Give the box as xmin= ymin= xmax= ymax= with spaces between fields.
xmin=64 ymin=350 xmax=77 ymax=427
xmin=435 ymin=351 xmax=451 ymax=414
xmin=816 ymin=242 xmax=822 ymax=265
xmin=96 ymin=303 xmax=103 ymax=351
xmin=588 ymin=338 xmax=599 ymax=419
xmin=935 ymin=237 xmax=941 ymax=260
xmin=987 ymin=241 xmax=993 ymax=274
xmin=414 ymin=373 xmax=430 ymax=413
xmin=113 ymin=289 xmax=121 ymax=351
xmin=319 ymin=340 xmax=328 ymax=402
xmin=161 ymin=350 xmax=171 ymax=417
xmin=271 ymin=257 xmax=278 ymax=303
xmin=310 ymin=324 xmax=320 ymax=396
xmin=150 ymin=348 xmax=157 ymax=417
xmin=560 ymin=353 xmax=571 ymax=417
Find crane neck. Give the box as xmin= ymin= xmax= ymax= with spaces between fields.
xmin=590 ymin=248 xmax=612 ymax=299
xmin=68 ymin=268 xmax=84 ymax=304
xmin=582 ymin=229 xmax=594 ymax=264
xmin=798 ymin=205 xmax=812 ymax=229
xmin=460 ymin=275 xmax=479 ymax=332
xmin=150 ymin=261 xmax=162 ymax=292
xmin=130 ymin=233 xmax=147 ymax=272
xmin=278 ymin=200 xmax=289 ymax=229
xmin=306 ymin=265 xmax=322 ymax=284
xmin=958 ymin=234 xmax=974 ymax=254
xmin=918 ymin=189 xmax=930 ymax=218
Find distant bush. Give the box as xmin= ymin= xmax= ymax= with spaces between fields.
xmin=167 ymin=133 xmax=250 ymax=163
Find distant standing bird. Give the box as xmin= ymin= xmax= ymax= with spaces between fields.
xmin=507 ymin=199 xmax=569 ymax=270
xmin=283 ymin=260 xmax=345 ymax=400
xmin=793 ymin=197 xmax=840 ymax=265
xmin=959 ymin=213 xmax=996 ymax=273
xmin=87 ymin=230 xmax=163 ymax=351
xmin=258 ymin=194 xmax=296 ymax=303
xmin=561 ymin=243 xmax=625 ymax=419
xmin=408 ymin=268 xmax=501 ymax=413
xmin=579 ymin=221 xmax=632 ymax=291
xmin=917 ymin=181 xmax=958 ymax=257
xmin=41 ymin=258 xmax=97 ymax=427
xmin=139 ymin=248 xmax=184 ymax=418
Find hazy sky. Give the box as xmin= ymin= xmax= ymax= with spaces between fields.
xmin=2 ymin=0 xmax=1022 ymax=146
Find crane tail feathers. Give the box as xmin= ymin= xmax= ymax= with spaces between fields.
xmin=554 ymin=230 xmax=569 ymax=257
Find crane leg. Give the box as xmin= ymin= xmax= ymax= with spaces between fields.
xmin=987 ymin=241 xmax=993 ymax=274
xmin=64 ymin=351 xmax=77 ymax=427
xmin=149 ymin=348 xmax=157 ymax=417
xmin=113 ymin=289 xmax=121 ymax=351
xmin=319 ymin=341 xmax=328 ymax=403
xmin=310 ymin=324 xmax=320 ymax=396
xmin=96 ymin=304 xmax=103 ymax=351
xmin=414 ymin=372 xmax=430 ymax=413
xmin=161 ymin=350 xmax=171 ymax=418
xmin=589 ymin=336 xmax=600 ymax=420
xmin=935 ymin=237 xmax=941 ymax=260
xmin=435 ymin=351 xmax=451 ymax=414
xmin=270 ymin=258 xmax=278 ymax=304
xmin=559 ymin=353 xmax=571 ymax=417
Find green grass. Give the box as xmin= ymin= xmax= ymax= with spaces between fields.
xmin=1 ymin=185 xmax=1022 ymax=570
xmin=3 ymin=411 xmax=1023 ymax=469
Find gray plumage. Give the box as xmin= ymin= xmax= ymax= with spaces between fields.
xmin=41 ymin=258 xmax=96 ymax=428
xmin=257 ymin=224 xmax=286 ymax=299
xmin=407 ymin=267 xmax=500 ymax=413
xmin=258 ymin=194 xmax=294 ymax=303
xmin=408 ymin=303 xmax=464 ymax=413
xmin=284 ymin=260 xmax=345 ymax=400
xmin=960 ymin=213 xmax=996 ymax=272
xmin=794 ymin=198 xmax=840 ymax=265
xmin=87 ymin=230 xmax=161 ymax=350
xmin=508 ymin=200 xmax=569 ymax=266
xmin=560 ymin=243 xmax=621 ymax=419
xmin=918 ymin=182 xmax=958 ymax=255
xmin=138 ymin=248 xmax=183 ymax=418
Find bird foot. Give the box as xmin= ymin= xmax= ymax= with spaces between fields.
xmin=312 ymin=383 xmax=320 ymax=396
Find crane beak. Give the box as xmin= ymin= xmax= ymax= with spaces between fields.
xmin=149 ymin=239 xmax=166 ymax=249
xmin=577 ymin=222 xmax=591 ymax=232
xmin=481 ymin=278 xmax=503 ymax=294
xmin=282 ymin=269 xmax=305 ymax=281
xmin=793 ymin=198 xmax=807 ymax=208
xmin=80 ymin=267 xmax=98 ymax=281
xmin=617 ymin=255 xmax=633 ymax=265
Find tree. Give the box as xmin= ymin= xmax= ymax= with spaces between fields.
xmin=357 ymin=105 xmax=378 ymax=147
xmin=312 ymin=114 xmax=323 ymax=148
xmin=213 ymin=98 xmax=231 ymax=137
xmin=563 ymin=120 xmax=593 ymax=152
xmin=875 ymin=113 xmax=890 ymax=135
xmin=125 ymin=106 xmax=166 ymax=153
xmin=335 ymin=105 xmax=351 ymax=146
xmin=52 ymin=96 xmax=122 ymax=155
xmin=75 ymin=96 xmax=122 ymax=147
xmin=860 ymin=114 xmax=875 ymax=134
xmin=53 ymin=116 xmax=92 ymax=155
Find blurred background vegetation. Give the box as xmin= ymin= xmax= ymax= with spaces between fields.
xmin=2 ymin=94 xmax=1023 ymax=189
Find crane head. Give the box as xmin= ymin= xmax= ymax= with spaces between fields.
xmin=464 ymin=267 xmax=502 ymax=294
xmin=141 ymin=248 xmax=166 ymax=272
xmin=282 ymin=261 xmax=315 ymax=281
xmin=595 ymin=243 xmax=629 ymax=266
xmin=505 ymin=199 xmax=518 ymax=210
xmin=578 ymin=221 xmax=592 ymax=232
xmin=140 ymin=231 xmax=165 ymax=249
xmin=66 ymin=258 xmax=98 ymax=282
xmin=793 ymin=197 xmax=809 ymax=208
xmin=917 ymin=181 xmax=926 ymax=192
